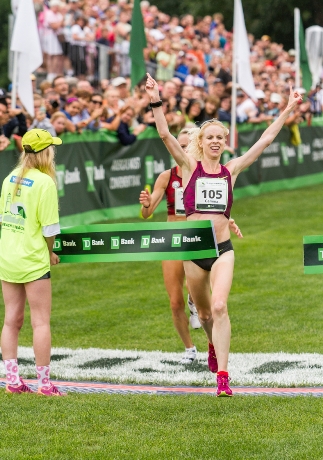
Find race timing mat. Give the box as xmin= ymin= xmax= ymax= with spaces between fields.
xmin=303 ymin=236 xmax=323 ymax=274
xmin=55 ymin=221 xmax=218 ymax=263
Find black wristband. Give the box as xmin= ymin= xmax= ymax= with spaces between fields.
xmin=150 ymin=100 xmax=163 ymax=108
xmin=143 ymin=204 xmax=150 ymax=208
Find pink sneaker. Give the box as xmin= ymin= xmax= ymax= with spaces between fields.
xmin=6 ymin=378 xmax=35 ymax=394
xmin=216 ymin=373 xmax=233 ymax=397
xmin=208 ymin=343 xmax=218 ymax=373
xmin=38 ymin=383 xmax=67 ymax=397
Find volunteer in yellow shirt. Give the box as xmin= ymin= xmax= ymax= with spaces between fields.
xmin=0 ymin=129 xmax=65 ymax=396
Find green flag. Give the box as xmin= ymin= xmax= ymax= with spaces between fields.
xmin=129 ymin=0 xmax=147 ymax=90
xmin=299 ymin=15 xmax=312 ymax=92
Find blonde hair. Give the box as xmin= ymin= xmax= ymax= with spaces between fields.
xmin=50 ymin=111 xmax=67 ymax=124
xmin=178 ymin=128 xmax=191 ymax=136
xmin=187 ymin=120 xmax=229 ymax=161
xmin=13 ymin=146 xmax=57 ymax=197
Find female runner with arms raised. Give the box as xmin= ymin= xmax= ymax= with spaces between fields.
xmin=146 ymin=73 xmax=302 ymax=396
xmin=139 ymin=129 xmax=242 ymax=366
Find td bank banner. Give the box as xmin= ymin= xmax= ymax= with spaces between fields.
xmin=55 ymin=221 xmax=218 ymax=263
xmin=1 ymin=126 xmax=323 ymax=226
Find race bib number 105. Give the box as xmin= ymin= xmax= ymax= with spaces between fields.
xmin=195 ymin=178 xmax=228 ymax=212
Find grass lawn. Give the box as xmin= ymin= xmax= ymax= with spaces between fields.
xmin=1 ymin=184 xmax=323 ymax=459
xmin=0 ymin=184 xmax=323 ymax=354
xmin=1 ymin=393 xmax=323 ymax=460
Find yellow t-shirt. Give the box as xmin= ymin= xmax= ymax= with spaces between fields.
xmin=0 ymin=168 xmax=59 ymax=283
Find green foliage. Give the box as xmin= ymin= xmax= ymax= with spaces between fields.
xmin=0 ymin=0 xmax=11 ymax=89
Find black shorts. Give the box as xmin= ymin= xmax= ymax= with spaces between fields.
xmin=191 ymin=239 xmax=233 ymax=272
xmin=36 ymin=271 xmax=51 ymax=281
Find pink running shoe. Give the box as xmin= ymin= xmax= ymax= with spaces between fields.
xmin=6 ymin=378 xmax=35 ymax=394
xmin=208 ymin=343 xmax=218 ymax=373
xmin=216 ymin=374 xmax=233 ymax=397
xmin=38 ymin=383 xmax=67 ymax=397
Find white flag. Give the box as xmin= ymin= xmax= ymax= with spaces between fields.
xmin=234 ymin=0 xmax=257 ymax=100
xmin=10 ymin=0 xmax=43 ymax=116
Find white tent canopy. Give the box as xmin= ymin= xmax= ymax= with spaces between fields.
xmin=305 ymin=25 xmax=323 ymax=87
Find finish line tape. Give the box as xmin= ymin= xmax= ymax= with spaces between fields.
xmin=56 ymin=221 xmax=218 ymax=263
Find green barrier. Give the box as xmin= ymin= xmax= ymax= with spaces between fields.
xmin=2 ymin=125 xmax=323 ymax=227
xmin=303 ymin=236 xmax=323 ymax=274
xmin=56 ymin=221 xmax=218 ymax=263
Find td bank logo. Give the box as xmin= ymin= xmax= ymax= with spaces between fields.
xmin=172 ymin=234 xmax=182 ymax=247
xmin=82 ymin=238 xmax=91 ymax=250
xmin=318 ymin=249 xmax=323 ymax=261
xmin=53 ymin=239 xmax=62 ymax=251
xmin=56 ymin=165 xmax=65 ymax=197
xmin=111 ymin=237 xmax=120 ymax=249
xmin=141 ymin=235 xmax=150 ymax=248
xmin=85 ymin=161 xmax=95 ymax=192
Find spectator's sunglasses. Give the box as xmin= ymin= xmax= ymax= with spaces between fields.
xmin=92 ymin=99 xmax=103 ymax=105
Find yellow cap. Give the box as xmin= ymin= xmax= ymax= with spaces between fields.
xmin=22 ymin=129 xmax=62 ymax=153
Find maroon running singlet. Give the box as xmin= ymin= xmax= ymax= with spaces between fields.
xmin=183 ymin=161 xmax=233 ymax=219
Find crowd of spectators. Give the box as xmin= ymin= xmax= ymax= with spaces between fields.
xmin=1 ymin=0 xmax=323 ymax=153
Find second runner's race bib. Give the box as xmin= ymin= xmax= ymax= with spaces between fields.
xmin=195 ymin=178 xmax=228 ymax=212
xmin=175 ymin=187 xmax=185 ymax=215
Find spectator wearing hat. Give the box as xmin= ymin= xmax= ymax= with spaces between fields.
xmin=267 ymin=93 xmax=282 ymax=119
xmin=0 ymin=128 xmax=65 ymax=397
xmin=246 ymin=89 xmax=273 ymax=124
xmin=111 ymin=77 xmax=130 ymax=102
xmin=240 ymin=89 xmax=273 ymax=124
xmin=236 ymin=90 xmax=257 ymax=123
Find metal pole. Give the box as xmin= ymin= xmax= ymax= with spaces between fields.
xmin=230 ymin=20 xmax=237 ymax=150
xmin=98 ymin=44 xmax=108 ymax=82
xmin=294 ymin=8 xmax=300 ymax=88
xmin=11 ymin=51 xmax=18 ymax=109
